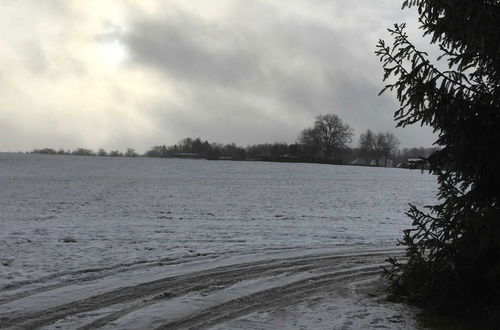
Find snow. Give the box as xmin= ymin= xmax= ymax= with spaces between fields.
xmin=213 ymin=277 xmax=420 ymax=330
xmin=0 ymin=153 xmax=437 ymax=329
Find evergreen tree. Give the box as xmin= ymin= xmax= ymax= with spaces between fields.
xmin=377 ymin=0 xmax=500 ymax=319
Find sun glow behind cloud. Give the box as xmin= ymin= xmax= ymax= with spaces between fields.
xmin=99 ymin=40 xmax=129 ymax=67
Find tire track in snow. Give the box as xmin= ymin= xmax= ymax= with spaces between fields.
xmin=0 ymin=246 xmax=338 ymax=305
xmin=0 ymin=252 xmax=223 ymax=305
xmin=155 ymin=268 xmax=383 ymax=330
xmin=0 ymin=249 xmax=403 ymax=329
xmin=78 ymin=257 xmax=392 ymax=330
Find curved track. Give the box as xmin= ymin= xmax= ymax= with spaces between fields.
xmin=0 ymin=248 xmax=403 ymax=329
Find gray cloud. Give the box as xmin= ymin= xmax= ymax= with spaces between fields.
xmin=126 ymin=17 xmax=262 ymax=89
xmin=123 ymin=1 xmax=435 ymax=147
xmin=0 ymin=0 xmax=435 ymax=151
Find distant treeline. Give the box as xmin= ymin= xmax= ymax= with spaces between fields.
xmin=32 ymin=147 xmax=139 ymax=157
xmin=31 ymin=114 xmax=437 ymax=167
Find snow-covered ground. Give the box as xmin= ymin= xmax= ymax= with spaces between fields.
xmin=0 ymin=153 xmax=437 ymax=329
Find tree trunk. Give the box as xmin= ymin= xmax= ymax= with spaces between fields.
xmin=324 ymin=146 xmax=331 ymax=158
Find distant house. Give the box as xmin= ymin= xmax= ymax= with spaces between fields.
xmin=408 ymin=158 xmax=426 ymax=166
xmin=408 ymin=158 xmax=428 ymax=172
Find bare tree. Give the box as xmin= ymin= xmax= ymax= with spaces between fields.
xmin=125 ymin=148 xmax=137 ymax=157
xmin=305 ymin=114 xmax=353 ymax=158
xmin=299 ymin=127 xmax=321 ymax=157
xmin=71 ymin=148 xmax=95 ymax=156
xmin=109 ymin=150 xmax=123 ymax=157
xmin=380 ymin=132 xmax=400 ymax=167
xmin=358 ymin=130 xmax=400 ymax=166
xmin=358 ymin=129 xmax=375 ymax=164
xmin=373 ymin=133 xmax=386 ymax=166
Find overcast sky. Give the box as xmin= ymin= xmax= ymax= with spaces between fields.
xmin=0 ymin=0 xmax=436 ymax=152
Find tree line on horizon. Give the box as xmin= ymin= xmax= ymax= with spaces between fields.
xmin=31 ymin=114 xmax=436 ymax=167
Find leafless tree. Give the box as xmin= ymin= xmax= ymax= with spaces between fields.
xmin=380 ymin=132 xmax=400 ymax=167
xmin=301 ymin=114 xmax=353 ymax=158
xmin=359 ymin=130 xmax=399 ymax=167
xmin=299 ymin=127 xmax=321 ymax=157
xmin=125 ymin=148 xmax=137 ymax=157
xmin=358 ymin=129 xmax=375 ymax=164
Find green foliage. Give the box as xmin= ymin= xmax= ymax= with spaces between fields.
xmin=377 ymin=0 xmax=500 ymax=318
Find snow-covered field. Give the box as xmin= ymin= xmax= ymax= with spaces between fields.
xmin=0 ymin=153 xmax=436 ymax=329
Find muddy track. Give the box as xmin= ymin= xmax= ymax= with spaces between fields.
xmin=0 ymin=249 xmax=403 ymax=329
xmin=0 ymin=253 xmax=221 ymax=305
xmin=0 ymin=247 xmax=353 ymax=305
xmin=156 ymin=268 xmax=383 ymax=330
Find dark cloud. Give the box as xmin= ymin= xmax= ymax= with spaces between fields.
xmin=123 ymin=2 xmax=435 ymax=148
xmin=125 ymin=15 xmax=262 ymax=89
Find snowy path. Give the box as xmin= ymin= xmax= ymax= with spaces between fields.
xmin=0 ymin=248 xmax=408 ymax=329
